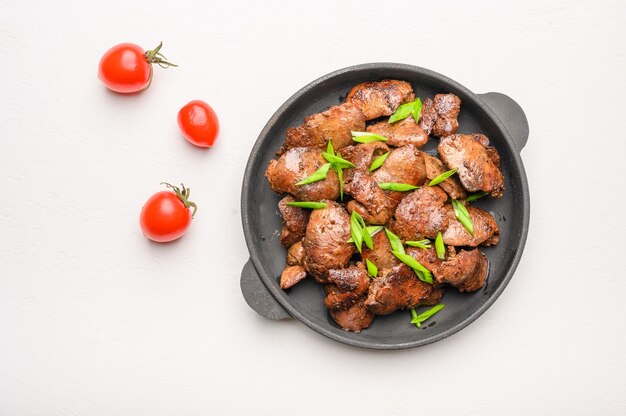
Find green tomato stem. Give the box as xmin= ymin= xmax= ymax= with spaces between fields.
xmin=145 ymin=42 xmax=178 ymax=68
xmin=161 ymin=182 xmax=197 ymax=217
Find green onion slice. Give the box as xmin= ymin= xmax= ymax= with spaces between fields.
xmin=369 ymin=152 xmax=390 ymax=172
xmin=465 ymin=191 xmax=488 ymax=202
xmin=411 ymin=98 xmax=423 ymax=124
xmin=351 ymin=131 xmax=388 ymax=143
xmin=391 ymin=250 xmax=433 ymax=284
xmin=327 ymin=140 xmax=335 ymax=155
xmin=366 ymin=259 xmax=378 ymax=278
xmin=296 ymin=163 xmax=331 ymax=186
xmin=286 ymin=201 xmax=327 ymax=209
xmin=428 ymin=168 xmax=458 ymax=187
xmin=336 ymin=165 xmax=344 ymax=201
xmin=435 ymin=232 xmax=445 ymax=260
xmin=322 ymin=152 xmax=355 ymax=169
xmin=355 ymin=212 xmax=374 ymax=250
xmin=389 ymin=100 xmax=416 ymax=123
xmin=406 ymin=239 xmax=431 ymax=250
xmin=378 ymin=183 xmax=419 ymax=192
xmin=388 ymin=98 xmax=422 ymax=124
xmin=451 ymin=199 xmax=474 ymax=236
xmin=347 ymin=226 xmax=383 ymax=243
xmin=384 ymin=228 xmax=405 ymax=254
xmin=350 ymin=211 xmax=364 ymax=253
xmin=410 ymin=304 xmax=445 ymax=328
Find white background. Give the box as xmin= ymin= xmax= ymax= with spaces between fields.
xmin=1 ymin=0 xmax=625 ymax=414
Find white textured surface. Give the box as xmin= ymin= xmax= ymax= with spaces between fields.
xmin=1 ymin=0 xmax=625 ymax=414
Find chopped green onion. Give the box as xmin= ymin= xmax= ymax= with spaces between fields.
xmin=369 ymin=152 xmax=390 ymax=172
xmin=410 ymin=304 xmax=445 ymax=328
xmin=384 ymin=228 xmax=405 ymax=254
xmin=454 ymin=198 xmax=470 ymax=218
xmin=377 ymin=182 xmax=419 ymax=192
xmin=327 ymin=140 xmax=335 ymax=156
xmin=391 ymin=250 xmax=433 ymax=284
xmin=296 ymin=163 xmax=331 ymax=186
xmin=322 ymin=152 xmax=355 ymax=169
xmin=428 ymin=168 xmax=458 ymax=186
xmin=414 ymin=269 xmax=428 ymax=282
xmin=361 ymin=228 xmax=373 ymax=250
xmin=389 ymin=98 xmax=422 ymax=124
xmin=350 ymin=211 xmax=364 ymax=253
xmin=336 ymin=165 xmax=344 ymax=201
xmin=286 ymin=201 xmax=328 ymax=209
xmin=354 ymin=210 xmax=366 ymax=228
xmin=406 ymin=239 xmax=431 ymax=250
xmin=353 ymin=211 xmax=374 ymax=250
xmin=325 ymin=141 xmax=345 ymax=199
xmin=366 ymin=259 xmax=378 ymax=278
xmin=451 ymin=199 xmax=474 ymax=236
xmin=351 ymin=131 xmax=388 ymax=143
xmin=368 ymin=225 xmax=384 ymax=236
xmin=347 ymin=226 xmax=383 ymax=243
xmin=465 ymin=191 xmax=489 ymax=202
xmin=411 ymin=98 xmax=423 ymax=124
xmin=435 ymin=232 xmax=445 ymax=260
xmin=389 ymin=100 xmax=416 ymax=123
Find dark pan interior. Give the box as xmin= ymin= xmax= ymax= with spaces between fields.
xmin=242 ymin=64 xmax=529 ymax=349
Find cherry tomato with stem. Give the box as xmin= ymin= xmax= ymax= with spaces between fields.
xmin=98 ymin=42 xmax=177 ymax=94
xmin=177 ymin=100 xmax=220 ymax=148
xmin=140 ymin=183 xmax=197 ymax=243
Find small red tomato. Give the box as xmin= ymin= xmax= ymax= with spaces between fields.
xmin=140 ymin=183 xmax=197 ymax=243
xmin=177 ymin=100 xmax=220 ymax=147
xmin=98 ymin=42 xmax=176 ymax=94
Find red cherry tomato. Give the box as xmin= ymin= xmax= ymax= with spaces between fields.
xmin=98 ymin=42 xmax=176 ymax=94
xmin=177 ymin=100 xmax=220 ymax=147
xmin=139 ymin=183 xmax=197 ymax=243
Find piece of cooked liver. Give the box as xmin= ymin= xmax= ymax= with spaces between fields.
xmin=280 ymin=265 xmax=307 ymax=289
xmin=302 ymin=201 xmax=354 ymax=282
xmin=365 ymin=263 xmax=443 ymax=315
xmin=423 ymin=153 xmax=467 ymax=200
xmin=338 ymin=142 xmax=390 ymax=171
xmin=361 ymin=230 xmax=400 ymax=274
xmin=265 ymin=147 xmax=340 ymax=201
xmin=286 ymin=240 xmax=305 ymax=266
xmin=441 ymin=204 xmax=500 ymax=247
xmin=408 ymin=246 xmax=488 ymax=293
xmin=344 ymin=168 xmax=395 ymax=225
xmin=283 ymin=103 xmax=365 ymax=153
xmin=372 ymin=144 xmax=427 ymax=205
xmin=418 ymin=94 xmax=461 ymax=137
xmin=366 ymin=116 xmax=428 ymax=148
xmin=438 ymin=133 xmax=505 ymax=198
xmin=278 ymin=196 xmax=309 ymax=247
xmin=432 ymin=93 xmax=461 ymax=137
xmin=346 ymin=80 xmax=415 ymax=120
xmin=324 ymin=266 xmax=370 ymax=311
xmin=324 ymin=266 xmax=374 ymax=333
xmin=328 ymin=298 xmax=374 ymax=333
xmin=391 ymin=186 xmax=449 ymax=241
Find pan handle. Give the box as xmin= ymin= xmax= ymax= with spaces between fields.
xmin=478 ymin=92 xmax=529 ymax=152
xmin=240 ymin=258 xmax=291 ymax=320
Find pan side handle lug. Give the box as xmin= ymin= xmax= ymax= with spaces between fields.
xmin=240 ymin=258 xmax=291 ymax=320
xmin=478 ymin=92 xmax=529 ymax=152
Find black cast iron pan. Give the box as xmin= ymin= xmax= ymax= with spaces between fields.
xmin=240 ymin=63 xmax=529 ymax=350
